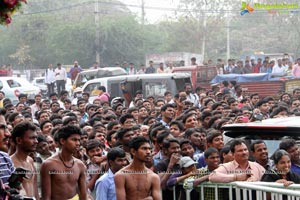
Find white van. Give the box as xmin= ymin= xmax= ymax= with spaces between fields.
xmin=81 ymin=73 xmax=191 ymax=103
xmin=73 ymin=67 xmax=127 ymax=89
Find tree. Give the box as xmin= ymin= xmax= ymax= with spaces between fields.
xmin=9 ymin=44 xmax=35 ymax=70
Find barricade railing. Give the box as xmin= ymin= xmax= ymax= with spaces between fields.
xmin=171 ymin=181 xmax=300 ymax=200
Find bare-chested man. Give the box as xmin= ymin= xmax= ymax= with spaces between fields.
xmin=114 ymin=136 xmax=161 ymax=200
xmin=40 ymin=125 xmax=87 ymax=200
xmin=11 ymin=122 xmax=39 ymax=199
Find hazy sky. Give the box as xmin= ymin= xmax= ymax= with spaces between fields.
xmin=120 ymin=0 xmax=180 ymax=23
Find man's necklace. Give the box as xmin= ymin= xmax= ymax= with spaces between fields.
xmin=58 ymin=153 xmax=75 ymax=168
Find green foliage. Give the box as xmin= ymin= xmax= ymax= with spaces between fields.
xmin=1 ymin=0 xmax=300 ymax=68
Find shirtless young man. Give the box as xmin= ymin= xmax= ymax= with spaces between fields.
xmin=11 ymin=122 xmax=39 ymax=200
xmin=114 ymin=136 xmax=161 ymax=200
xmin=40 ymin=125 xmax=87 ymax=200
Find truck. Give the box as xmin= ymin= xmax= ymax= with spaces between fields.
xmin=145 ymin=52 xmax=203 ymax=67
xmin=172 ymin=65 xmax=300 ymax=98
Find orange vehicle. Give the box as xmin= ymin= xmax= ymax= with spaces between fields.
xmin=172 ymin=65 xmax=218 ymax=89
xmin=172 ymin=65 xmax=300 ymax=98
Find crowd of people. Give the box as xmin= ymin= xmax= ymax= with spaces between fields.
xmin=0 ymin=64 xmax=300 ymax=200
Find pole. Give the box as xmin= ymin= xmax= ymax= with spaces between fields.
xmin=95 ymin=0 xmax=100 ymax=64
xmin=201 ymin=14 xmax=206 ymax=62
xmin=226 ymin=16 xmax=230 ymax=61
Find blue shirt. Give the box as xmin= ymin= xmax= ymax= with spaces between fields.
xmin=0 ymin=151 xmax=15 ymax=184
xmin=291 ymin=164 xmax=300 ymax=174
xmin=196 ymin=153 xmax=207 ymax=169
xmin=95 ymin=169 xmax=116 ymax=200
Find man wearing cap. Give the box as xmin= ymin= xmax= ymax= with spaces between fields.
xmin=166 ymin=156 xmax=200 ymax=199
xmin=167 ymin=156 xmax=197 ymax=187
xmin=111 ymin=97 xmax=125 ymax=108
xmin=72 ymin=87 xmax=83 ymax=105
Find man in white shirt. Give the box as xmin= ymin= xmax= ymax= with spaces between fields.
xmin=272 ymin=59 xmax=286 ymax=75
xmin=128 ymin=63 xmax=136 ymax=75
xmin=45 ymin=64 xmax=56 ymax=97
xmin=55 ymin=63 xmax=67 ymax=95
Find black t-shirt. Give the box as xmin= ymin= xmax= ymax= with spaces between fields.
xmin=154 ymin=158 xmax=181 ymax=200
xmin=261 ymin=169 xmax=300 ymax=183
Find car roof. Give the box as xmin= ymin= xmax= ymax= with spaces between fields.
xmin=0 ymin=76 xmax=26 ymax=80
xmin=223 ymin=116 xmax=300 ymax=139
xmin=79 ymin=67 xmax=127 ymax=74
xmin=83 ymin=73 xmax=191 ymax=84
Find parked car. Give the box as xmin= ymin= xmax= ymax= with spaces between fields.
xmin=31 ymin=77 xmax=47 ymax=96
xmin=81 ymin=73 xmax=192 ymax=105
xmin=0 ymin=77 xmax=41 ymax=104
xmin=223 ymin=116 xmax=300 ymax=155
xmin=31 ymin=77 xmax=72 ymax=97
xmin=73 ymin=67 xmax=127 ymax=89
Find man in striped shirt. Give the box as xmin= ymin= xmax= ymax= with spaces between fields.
xmin=0 ymin=108 xmax=15 ymax=185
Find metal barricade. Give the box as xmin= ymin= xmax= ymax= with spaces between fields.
xmin=177 ymin=182 xmax=300 ymax=200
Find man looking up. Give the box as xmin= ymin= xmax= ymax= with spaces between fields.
xmin=159 ymin=104 xmax=176 ymax=128
xmin=11 ymin=122 xmax=39 ymax=199
xmin=95 ymin=147 xmax=127 ymax=200
xmin=114 ymin=136 xmax=161 ymax=200
xmin=40 ymin=125 xmax=87 ymax=200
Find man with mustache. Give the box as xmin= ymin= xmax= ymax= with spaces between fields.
xmin=0 ymin=108 xmax=14 ymax=185
xmin=209 ymin=139 xmax=265 ymax=183
xmin=11 ymin=122 xmax=39 ymax=199
xmin=115 ymin=136 xmax=161 ymax=200
xmin=251 ymin=140 xmax=274 ymax=170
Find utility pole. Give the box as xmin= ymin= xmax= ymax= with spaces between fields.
xmin=141 ymin=0 xmax=145 ymax=63
xmin=226 ymin=16 xmax=231 ymax=61
xmin=201 ymin=14 xmax=206 ymax=62
xmin=95 ymin=0 xmax=100 ymax=64
xmin=141 ymin=0 xmax=145 ymax=26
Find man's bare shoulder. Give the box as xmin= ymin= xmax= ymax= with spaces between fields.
xmin=27 ymin=156 xmax=34 ymax=164
xmin=74 ymin=157 xmax=86 ymax=170
xmin=115 ymin=166 xmax=130 ymax=176
xmin=147 ymin=168 xmax=159 ymax=179
xmin=42 ymin=155 xmax=60 ymax=167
